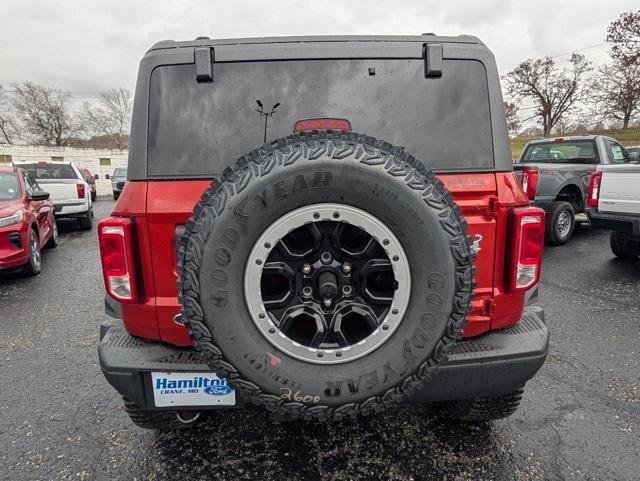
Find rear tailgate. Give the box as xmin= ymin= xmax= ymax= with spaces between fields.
xmin=142 ymin=174 xmax=509 ymax=346
xmin=36 ymin=179 xmax=82 ymax=205
xmin=598 ymin=163 xmax=640 ymax=215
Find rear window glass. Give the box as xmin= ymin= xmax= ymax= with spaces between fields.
xmin=521 ymin=140 xmax=599 ymax=164
xmin=148 ymin=59 xmax=494 ymax=176
xmin=19 ymin=163 xmax=78 ymax=180
xmin=0 ymin=173 xmax=20 ymax=201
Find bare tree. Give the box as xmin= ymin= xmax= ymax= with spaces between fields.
xmin=11 ymin=82 xmax=82 ymax=146
xmin=607 ymin=10 xmax=640 ymax=66
xmin=0 ymin=85 xmax=17 ymax=144
xmin=82 ymin=88 xmax=132 ymax=149
xmin=590 ymin=59 xmax=640 ymax=129
xmin=504 ymin=101 xmax=521 ymax=134
xmin=503 ymin=54 xmax=592 ymax=137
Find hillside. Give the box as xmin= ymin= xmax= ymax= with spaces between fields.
xmin=511 ymin=127 xmax=640 ymax=160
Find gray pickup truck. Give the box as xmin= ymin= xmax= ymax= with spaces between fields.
xmin=514 ymin=135 xmax=629 ymax=245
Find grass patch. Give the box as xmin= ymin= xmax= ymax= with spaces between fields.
xmin=511 ymin=127 xmax=640 ymax=160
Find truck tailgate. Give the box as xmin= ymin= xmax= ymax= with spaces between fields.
xmin=36 ymin=179 xmax=81 ymax=204
xmin=599 ymin=164 xmax=640 ymax=215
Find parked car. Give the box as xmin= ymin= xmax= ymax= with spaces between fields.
xmin=14 ymin=160 xmax=93 ymax=230
xmin=514 ymin=135 xmax=627 ymax=245
xmin=587 ymin=146 xmax=640 ymax=258
xmin=111 ymin=167 xmax=127 ymax=200
xmin=79 ymin=167 xmax=97 ymax=202
xmin=0 ymin=166 xmax=57 ymax=276
xmin=97 ymin=34 xmax=548 ymax=430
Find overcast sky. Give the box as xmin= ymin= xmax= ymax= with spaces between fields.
xmin=0 ymin=0 xmax=636 ymax=102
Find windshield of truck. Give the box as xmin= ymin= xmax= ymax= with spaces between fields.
xmin=113 ymin=168 xmax=127 ymax=178
xmin=0 ymin=173 xmax=20 ymax=201
xmin=521 ymin=140 xmax=599 ymax=163
xmin=19 ymin=163 xmax=78 ymax=179
xmin=148 ymin=59 xmax=494 ymax=176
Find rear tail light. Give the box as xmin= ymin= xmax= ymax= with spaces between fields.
xmin=520 ymin=167 xmax=539 ymax=200
xmin=509 ymin=207 xmax=545 ymax=292
xmin=294 ymin=118 xmax=352 ymax=132
xmin=77 ymin=182 xmax=86 ymax=199
xmin=587 ymin=171 xmax=602 ymax=208
xmin=98 ymin=217 xmax=140 ymax=302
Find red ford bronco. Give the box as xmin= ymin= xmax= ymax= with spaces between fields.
xmin=97 ymin=35 xmax=548 ymax=429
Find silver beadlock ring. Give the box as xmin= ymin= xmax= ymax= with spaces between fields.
xmin=244 ymin=203 xmax=411 ymax=365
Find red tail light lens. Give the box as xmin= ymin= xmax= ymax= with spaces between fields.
xmin=77 ymin=182 xmax=86 ymax=199
xmin=509 ymin=207 xmax=545 ymax=292
xmin=587 ymin=171 xmax=602 ymax=208
xmin=520 ymin=167 xmax=539 ymax=200
xmin=294 ymin=118 xmax=352 ymax=132
xmin=98 ymin=217 xmax=139 ymax=302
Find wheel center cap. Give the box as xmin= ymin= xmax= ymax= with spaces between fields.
xmin=317 ymin=270 xmax=339 ymax=299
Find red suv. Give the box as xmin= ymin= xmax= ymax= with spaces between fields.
xmin=0 ymin=166 xmax=58 ymax=275
xmin=98 ymin=35 xmax=548 ymax=430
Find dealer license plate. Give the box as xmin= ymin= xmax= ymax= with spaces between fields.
xmin=151 ymin=372 xmax=236 ymax=407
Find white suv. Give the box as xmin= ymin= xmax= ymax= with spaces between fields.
xmin=13 ymin=160 xmax=94 ymax=230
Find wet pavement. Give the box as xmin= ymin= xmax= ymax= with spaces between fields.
xmin=0 ymin=199 xmax=638 ymax=481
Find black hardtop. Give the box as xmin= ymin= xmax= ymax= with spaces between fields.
xmin=128 ymin=34 xmax=512 ymax=180
xmin=147 ymin=34 xmax=485 ymax=52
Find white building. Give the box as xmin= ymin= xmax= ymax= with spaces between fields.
xmin=0 ymin=144 xmax=128 ymax=197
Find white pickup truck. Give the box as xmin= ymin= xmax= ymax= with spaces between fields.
xmin=587 ymin=146 xmax=640 ymax=258
xmin=13 ymin=160 xmax=93 ymax=230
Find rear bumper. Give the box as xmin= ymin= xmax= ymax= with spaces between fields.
xmin=54 ymin=201 xmax=90 ymax=217
xmin=99 ymin=306 xmax=548 ymax=411
xmin=587 ymin=209 xmax=640 ymax=237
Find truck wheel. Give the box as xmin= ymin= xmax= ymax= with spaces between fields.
xmin=113 ymin=192 xmax=120 ymax=201
xmin=78 ymin=209 xmax=93 ymax=230
xmin=445 ymin=387 xmax=524 ymax=421
xmin=610 ymin=231 xmax=640 ymax=258
xmin=22 ymin=229 xmax=42 ymax=276
xmin=178 ymin=132 xmax=475 ymax=422
xmin=123 ymin=398 xmax=202 ymax=430
xmin=546 ymin=201 xmax=575 ymax=245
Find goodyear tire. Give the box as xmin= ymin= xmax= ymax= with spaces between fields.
xmin=178 ymin=132 xmax=474 ymax=422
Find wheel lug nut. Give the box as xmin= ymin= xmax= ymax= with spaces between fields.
xmin=302 ymin=286 xmax=313 ymax=298
xmin=321 ymin=252 xmax=332 ymax=265
xmin=342 ymin=285 xmax=353 ymax=297
xmin=341 ymin=262 xmax=352 ymax=274
xmin=302 ymin=263 xmax=312 ymax=274
xmin=323 ymin=297 xmax=333 ymax=308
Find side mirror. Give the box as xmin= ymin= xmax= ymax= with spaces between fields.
xmin=29 ymin=191 xmax=50 ymax=201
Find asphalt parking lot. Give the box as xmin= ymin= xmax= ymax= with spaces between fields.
xmin=1 ymin=198 xmax=638 ymax=481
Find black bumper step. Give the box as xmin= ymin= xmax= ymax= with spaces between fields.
xmin=99 ymin=306 xmax=548 ymax=410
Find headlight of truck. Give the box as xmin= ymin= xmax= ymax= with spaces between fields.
xmin=0 ymin=209 xmax=24 ymax=227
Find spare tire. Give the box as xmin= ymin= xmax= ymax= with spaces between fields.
xmin=178 ymin=132 xmax=474 ymax=422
